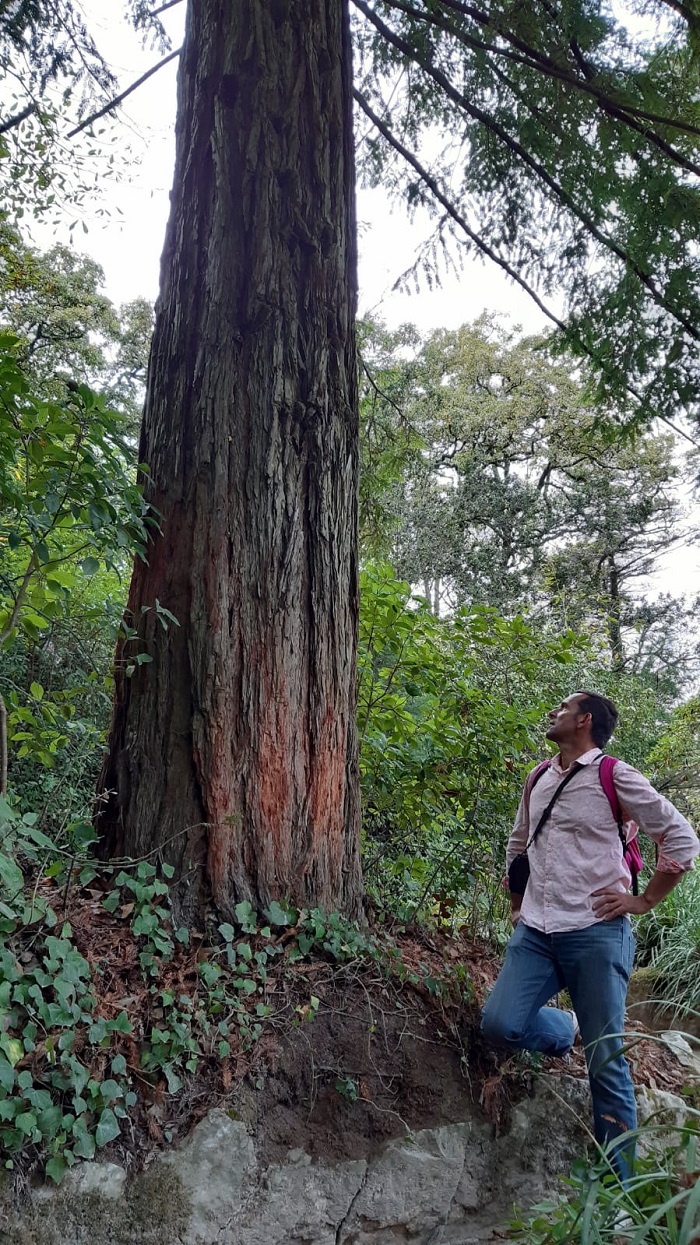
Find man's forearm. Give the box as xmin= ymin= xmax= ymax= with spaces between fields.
xmin=641 ymin=868 xmax=687 ymax=911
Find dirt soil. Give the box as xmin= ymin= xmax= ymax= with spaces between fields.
xmin=40 ymin=880 xmax=693 ymax=1172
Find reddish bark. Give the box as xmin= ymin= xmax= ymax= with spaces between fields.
xmin=96 ymin=0 xmax=363 ymax=924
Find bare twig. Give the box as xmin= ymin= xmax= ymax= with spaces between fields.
xmin=150 ymin=0 xmax=185 ymax=16
xmin=67 ymin=47 xmax=181 ymax=139
xmin=0 ymin=104 xmax=37 ymax=135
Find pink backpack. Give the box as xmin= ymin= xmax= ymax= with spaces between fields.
xmin=527 ymin=756 xmax=644 ymax=894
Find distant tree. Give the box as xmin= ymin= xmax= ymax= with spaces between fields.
xmin=358 ymin=317 xmax=697 ymax=690
xmin=0 ymin=225 xmax=151 ymax=427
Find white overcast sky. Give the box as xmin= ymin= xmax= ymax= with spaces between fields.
xmin=29 ymin=0 xmax=699 ymax=597
xmin=36 ymin=2 xmax=548 ymax=332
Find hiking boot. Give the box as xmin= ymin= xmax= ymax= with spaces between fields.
xmin=610 ymin=1210 xmax=635 ymax=1240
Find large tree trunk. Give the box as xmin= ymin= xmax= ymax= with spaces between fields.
xmin=96 ymin=0 xmax=362 ymax=924
xmin=606 ymin=555 xmax=625 ymax=672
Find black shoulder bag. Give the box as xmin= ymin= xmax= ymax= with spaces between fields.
xmin=507 ymin=762 xmax=583 ymax=896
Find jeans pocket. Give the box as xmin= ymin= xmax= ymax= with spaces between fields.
xmin=619 ymin=920 xmax=635 ymax=979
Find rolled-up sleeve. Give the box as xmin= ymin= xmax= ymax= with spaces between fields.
xmin=613 ymin=762 xmax=700 ymax=873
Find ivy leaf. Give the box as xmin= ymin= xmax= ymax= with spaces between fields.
xmin=95 ymin=1107 xmax=120 ymax=1147
xmin=46 ymin=1156 xmax=67 ymax=1184
xmin=71 ymin=1118 xmax=96 ymax=1160
xmin=0 ymin=851 xmax=24 ymax=897
xmin=37 ymin=1105 xmax=63 ymax=1138
xmin=264 ymin=900 xmax=294 ymax=927
xmin=15 ymin=1111 xmax=37 ymax=1135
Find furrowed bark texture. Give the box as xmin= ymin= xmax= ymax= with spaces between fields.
xmin=96 ymin=0 xmax=362 ymax=923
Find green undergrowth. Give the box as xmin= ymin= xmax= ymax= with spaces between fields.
xmin=510 ymin=1128 xmax=700 ymax=1245
xmin=634 ymin=869 xmax=700 ymax=1026
xmin=0 ymin=829 xmax=473 ymax=1183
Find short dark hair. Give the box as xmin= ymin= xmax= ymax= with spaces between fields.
xmin=575 ymin=691 xmax=619 ymax=748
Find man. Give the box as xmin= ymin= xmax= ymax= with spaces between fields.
xmin=481 ymin=691 xmax=699 ymax=1184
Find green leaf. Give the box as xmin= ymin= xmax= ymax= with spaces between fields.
xmin=37 ymin=1105 xmax=63 ymax=1138
xmin=95 ymin=1107 xmax=120 ymax=1147
xmin=80 ymin=557 xmax=100 ymax=577
xmin=46 ymin=1156 xmax=67 ymax=1184
xmin=264 ymin=900 xmax=293 ymax=927
xmin=29 ymin=681 xmax=44 ymax=702
xmin=71 ymin=1119 xmax=96 ymax=1160
xmin=99 ymin=1079 xmax=122 ymax=1102
xmin=15 ymin=1111 xmax=37 ymax=1135
xmin=164 ymin=1065 xmax=182 ymax=1094
xmin=234 ymin=900 xmax=256 ymax=931
xmin=0 ymin=851 xmax=24 ymax=897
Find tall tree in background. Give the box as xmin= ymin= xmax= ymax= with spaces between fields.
xmin=96 ymin=0 xmax=363 ymax=922
xmin=358 ymin=317 xmax=698 ymax=690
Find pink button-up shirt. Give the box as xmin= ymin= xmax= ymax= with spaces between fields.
xmin=506 ymin=748 xmax=700 ymax=934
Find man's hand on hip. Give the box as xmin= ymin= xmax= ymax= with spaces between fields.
xmin=591 ymin=887 xmax=652 ymax=919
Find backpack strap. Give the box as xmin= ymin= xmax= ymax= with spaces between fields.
xmin=525 ymin=759 xmax=552 ymax=806
xmin=600 ymin=755 xmax=641 ymax=895
xmin=525 ymin=763 xmax=584 ymax=850
xmin=598 ymin=755 xmax=622 ymax=825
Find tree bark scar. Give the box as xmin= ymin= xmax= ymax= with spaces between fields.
xmin=308 ymin=705 xmax=346 ymax=875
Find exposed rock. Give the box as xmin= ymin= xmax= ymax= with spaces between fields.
xmin=0 ymin=1076 xmax=692 ymax=1245
xmin=162 ymin=1108 xmax=256 ymax=1234
xmin=658 ymin=1031 xmax=700 ymax=1081
xmin=636 ymin=1084 xmax=691 ymax=1156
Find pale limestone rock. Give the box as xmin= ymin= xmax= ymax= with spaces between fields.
xmin=163 ymin=1107 xmax=256 ymax=1236
xmin=659 ymin=1030 xmax=700 ymax=1080
xmin=64 ymin=1161 xmax=128 ymax=1201
xmin=337 ymin=1124 xmax=469 ymax=1243
xmin=636 ymin=1083 xmax=690 ymax=1155
xmin=233 ymin=1157 xmax=367 ymax=1245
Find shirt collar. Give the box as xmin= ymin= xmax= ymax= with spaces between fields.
xmin=550 ymin=747 xmax=602 ymax=774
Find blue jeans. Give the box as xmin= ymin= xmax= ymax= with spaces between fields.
xmin=481 ymin=918 xmax=637 ymax=1183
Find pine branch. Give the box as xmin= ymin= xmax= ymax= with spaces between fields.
xmin=434 ymin=0 xmax=700 ymax=138
xmin=352 ymin=0 xmax=700 ymax=343
xmin=150 ymin=0 xmax=185 ymax=15
xmin=375 ymin=0 xmax=700 ymax=147
xmin=354 ymin=88 xmax=568 ymax=330
xmin=355 ymin=91 xmax=700 ymax=447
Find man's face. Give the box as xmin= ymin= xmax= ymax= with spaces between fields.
xmin=545 ymin=694 xmax=590 ymax=745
